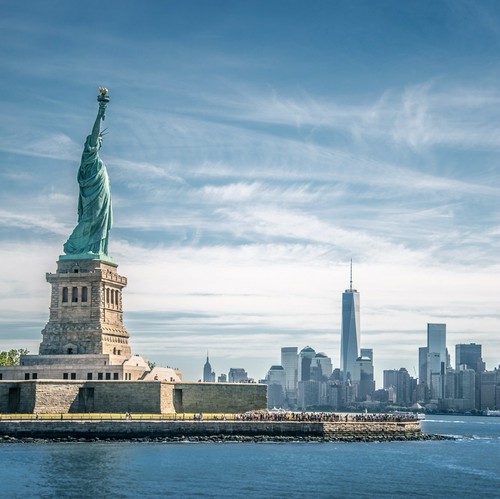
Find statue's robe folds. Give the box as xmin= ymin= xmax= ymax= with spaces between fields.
xmin=63 ymin=136 xmax=113 ymax=256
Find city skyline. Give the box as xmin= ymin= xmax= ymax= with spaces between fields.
xmin=1 ymin=1 xmax=500 ymax=385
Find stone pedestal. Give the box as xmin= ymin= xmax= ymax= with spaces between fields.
xmin=39 ymin=257 xmax=131 ymax=360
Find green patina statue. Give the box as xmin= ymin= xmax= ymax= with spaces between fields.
xmin=63 ymin=88 xmax=113 ymax=258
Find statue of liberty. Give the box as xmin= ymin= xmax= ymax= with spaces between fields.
xmin=63 ymin=88 xmax=113 ymax=257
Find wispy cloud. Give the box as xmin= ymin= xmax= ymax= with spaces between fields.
xmin=193 ymin=82 xmax=500 ymax=150
xmin=0 ymin=133 xmax=80 ymax=160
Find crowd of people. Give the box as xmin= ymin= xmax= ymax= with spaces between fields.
xmin=193 ymin=411 xmax=420 ymax=422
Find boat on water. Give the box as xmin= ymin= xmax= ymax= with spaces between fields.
xmin=392 ymin=411 xmax=425 ymax=420
xmin=485 ymin=409 xmax=500 ymax=417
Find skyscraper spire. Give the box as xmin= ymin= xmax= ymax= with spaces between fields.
xmin=203 ymin=352 xmax=215 ymax=382
xmin=340 ymin=258 xmax=360 ymax=380
xmin=350 ymin=259 xmax=353 ymax=292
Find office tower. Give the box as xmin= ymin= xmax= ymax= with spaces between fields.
xmin=266 ymin=365 xmax=286 ymax=409
xmin=281 ymin=347 xmax=298 ymax=403
xmin=353 ymin=355 xmax=374 ymax=401
xmin=428 ymin=352 xmax=442 ymax=399
xmin=383 ymin=369 xmax=398 ymax=390
xmin=203 ymin=354 xmax=216 ymax=382
xmin=395 ymin=368 xmax=413 ymax=406
xmin=311 ymin=352 xmax=333 ymax=381
xmin=427 ymin=323 xmax=446 ymax=400
xmin=418 ymin=347 xmax=428 ymax=384
xmin=360 ymin=348 xmax=373 ymax=361
xmin=228 ymin=368 xmax=248 ymax=383
xmin=340 ymin=261 xmax=360 ymax=380
xmin=456 ymin=367 xmax=476 ymax=410
xmin=384 ymin=368 xmax=414 ymax=405
xmin=479 ymin=370 xmax=500 ymax=410
xmin=297 ymin=380 xmax=319 ymax=409
xmin=298 ymin=346 xmax=316 ymax=382
xmin=456 ymin=343 xmax=482 ymax=372
xmin=427 ymin=324 xmax=446 ymax=364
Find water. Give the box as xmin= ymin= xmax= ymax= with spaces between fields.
xmin=0 ymin=415 xmax=499 ymax=498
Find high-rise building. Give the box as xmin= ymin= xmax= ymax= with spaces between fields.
xmin=383 ymin=369 xmax=399 ymax=390
xmin=418 ymin=347 xmax=428 ymax=384
xmin=427 ymin=323 xmax=446 ymax=400
xmin=203 ymin=354 xmax=216 ymax=382
xmin=353 ymin=355 xmax=374 ymax=401
xmin=281 ymin=347 xmax=298 ymax=403
xmin=427 ymin=324 xmax=446 ymax=364
xmin=311 ymin=352 xmax=333 ymax=381
xmin=228 ymin=368 xmax=248 ymax=383
xmin=456 ymin=343 xmax=482 ymax=372
xmin=266 ymin=365 xmax=286 ymax=409
xmin=383 ymin=368 xmax=414 ymax=405
xmin=479 ymin=369 xmax=500 ymax=410
xmin=298 ymin=346 xmax=316 ymax=382
xmin=360 ymin=348 xmax=373 ymax=361
xmin=297 ymin=380 xmax=319 ymax=409
xmin=340 ymin=262 xmax=360 ymax=380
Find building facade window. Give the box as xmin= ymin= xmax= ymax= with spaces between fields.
xmin=113 ymin=373 xmax=119 ymax=380
xmin=106 ymin=288 xmax=110 ymax=304
xmin=105 ymin=373 xmax=111 ymax=380
xmin=87 ymin=373 xmax=93 ymax=380
xmin=0 ymin=373 xmax=3 ymax=380
xmin=25 ymin=373 xmax=30 ymax=380
xmin=98 ymin=373 xmax=103 ymax=380
xmin=63 ymin=373 xmax=69 ymax=379
xmin=82 ymin=287 xmax=88 ymax=302
xmin=32 ymin=373 xmax=38 ymax=380
xmin=70 ymin=373 xmax=76 ymax=380
xmin=72 ymin=287 xmax=78 ymax=303
xmin=62 ymin=287 xmax=68 ymax=303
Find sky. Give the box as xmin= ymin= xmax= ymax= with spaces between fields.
xmin=1 ymin=0 xmax=499 ymax=386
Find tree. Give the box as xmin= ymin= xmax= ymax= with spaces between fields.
xmin=0 ymin=349 xmax=29 ymax=366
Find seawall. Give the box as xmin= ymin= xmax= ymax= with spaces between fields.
xmin=0 ymin=420 xmax=428 ymax=442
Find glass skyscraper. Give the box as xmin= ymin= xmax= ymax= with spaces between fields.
xmin=427 ymin=323 xmax=446 ymax=399
xmin=455 ymin=343 xmax=482 ymax=372
xmin=340 ymin=267 xmax=360 ymax=380
xmin=281 ymin=347 xmax=298 ymax=404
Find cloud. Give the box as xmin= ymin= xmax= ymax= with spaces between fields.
xmin=0 ymin=133 xmax=80 ymax=161
xmin=200 ymin=182 xmax=321 ymax=203
xmin=194 ymin=81 xmax=500 ymax=151
xmin=0 ymin=209 xmax=68 ymax=236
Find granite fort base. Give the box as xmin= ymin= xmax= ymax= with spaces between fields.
xmin=0 ymin=381 xmax=267 ymax=414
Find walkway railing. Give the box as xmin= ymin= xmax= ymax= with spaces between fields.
xmin=0 ymin=412 xmax=421 ymax=423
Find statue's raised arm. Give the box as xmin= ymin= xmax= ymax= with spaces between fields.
xmin=62 ymin=88 xmax=113 ymax=259
xmin=89 ymin=88 xmax=109 ymax=147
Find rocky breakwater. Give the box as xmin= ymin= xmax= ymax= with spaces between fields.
xmin=0 ymin=416 xmax=448 ymax=443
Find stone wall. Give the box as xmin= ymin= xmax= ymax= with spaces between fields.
xmin=33 ymin=382 xmax=82 ymax=413
xmin=323 ymin=421 xmax=421 ymax=438
xmin=176 ymin=383 xmax=267 ymax=413
xmin=0 ymin=381 xmax=267 ymax=414
xmin=0 ymin=382 xmax=36 ymax=413
xmin=91 ymin=382 xmax=168 ymax=413
xmin=0 ymin=420 xmax=422 ymax=441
